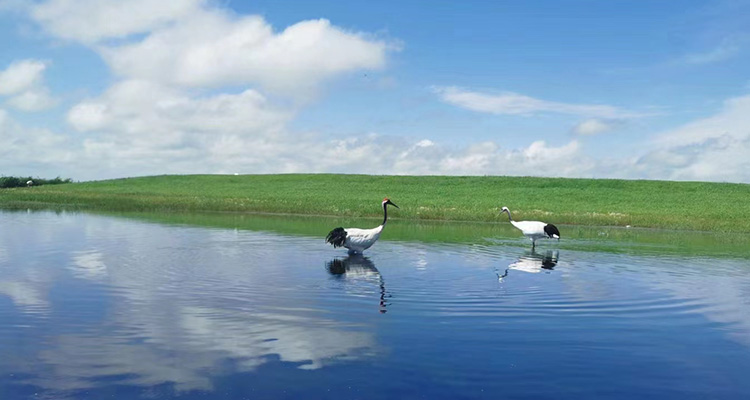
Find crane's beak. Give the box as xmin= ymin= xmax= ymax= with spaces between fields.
xmin=387 ymin=200 xmax=399 ymax=209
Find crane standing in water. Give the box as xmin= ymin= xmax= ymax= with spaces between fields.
xmin=501 ymin=206 xmax=560 ymax=249
xmin=326 ymin=198 xmax=399 ymax=254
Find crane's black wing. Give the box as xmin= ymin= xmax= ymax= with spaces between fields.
xmin=326 ymin=227 xmax=347 ymax=248
xmin=544 ymin=224 xmax=560 ymax=239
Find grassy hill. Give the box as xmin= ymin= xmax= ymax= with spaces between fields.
xmin=1 ymin=174 xmax=749 ymax=232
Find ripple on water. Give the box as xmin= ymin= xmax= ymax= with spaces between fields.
xmin=2 ymin=211 xmax=750 ymax=399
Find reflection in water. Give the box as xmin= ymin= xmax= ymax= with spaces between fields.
xmin=4 ymin=211 xmax=750 ymax=399
xmin=498 ymin=250 xmax=559 ymax=281
xmin=25 ymin=307 xmax=376 ymax=392
xmin=0 ymin=213 xmax=379 ymax=394
xmin=327 ymin=255 xmax=390 ymax=313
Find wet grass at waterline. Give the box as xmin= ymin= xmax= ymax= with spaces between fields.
xmin=12 ymin=208 xmax=748 ymax=260
xmin=1 ymin=174 xmax=749 ymax=232
xmin=107 ymin=210 xmax=750 ymax=260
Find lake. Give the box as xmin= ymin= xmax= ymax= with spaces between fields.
xmin=1 ymin=210 xmax=750 ymax=399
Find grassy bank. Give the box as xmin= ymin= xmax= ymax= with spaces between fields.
xmin=1 ymin=174 xmax=749 ymax=232
xmin=95 ymin=210 xmax=750 ymax=259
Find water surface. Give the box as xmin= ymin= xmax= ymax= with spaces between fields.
xmin=1 ymin=210 xmax=749 ymax=399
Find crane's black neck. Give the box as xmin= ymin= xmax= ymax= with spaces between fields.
xmin=504 ymin=209 xmax=514 ymax=222
xmin=381 ymin=202 xmax=388 ymax=226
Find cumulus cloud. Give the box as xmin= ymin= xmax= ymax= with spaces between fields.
xmin=30 ymin=1 xmax=393 ymax=96
xmin=31 ymin=0 xmax=204 ymax=43
xmin=3 ymin=1 xmax=750 ymax=183
xmin=6 ymin=87 xmax=56 ymax=111
xmin=5 ymin=71 xmax=597 ymax=179
xmin=634 ymin=136 xmax=750 ymax=182
xmin=6 ymin=85 xmax=750 ymax=183
xmin=433 ymin=86 xmax=645 ymax=119
xmin=101 ymin=16 xmax=391 ymax=94
xmin=64 ymin=79 xmax=292 ymax=175
xmin=0 ymin=108 xmax=72 ymax=167
xmin=633 ymin=95 xmax=750 ymax=182
xmin=277 ymin=136 xmax=590 ymax=178
xmin=653 ymin=95 xmax=750 ymax=147
xmin=61 ymin=79 xmax=588 ymax=178
xmin=0 ymin=59 xmax=56 ymax=111
xmin=0 ymin=59 xmax=45 ymax=95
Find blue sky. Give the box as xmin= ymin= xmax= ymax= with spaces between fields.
xmin=1 ymin=0 xmax=749 ymax=182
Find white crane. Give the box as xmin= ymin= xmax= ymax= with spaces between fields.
xmin=326 ymin=198 xmax=399 ymax=254
xmin=501 ymin=206 xmax=560 ymax=249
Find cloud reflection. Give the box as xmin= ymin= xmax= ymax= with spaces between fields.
xmin=69 ymin=250 xmax=108 ymax=280
xmin=28 ymin=306 xmax=375 ymax=392
xmin=0 ymin=214 xmax=379 ymax=394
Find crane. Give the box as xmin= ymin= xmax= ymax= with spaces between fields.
xmin=326 ymin=198 xmax=399 ymax=254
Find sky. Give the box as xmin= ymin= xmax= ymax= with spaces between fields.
xmin=1 ymin=0 xmax=749 ymax=182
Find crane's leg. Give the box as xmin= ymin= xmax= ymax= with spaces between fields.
xmin=532 ymin=239 xmax=536 ymax=250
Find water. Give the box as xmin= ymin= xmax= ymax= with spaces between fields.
xmin=1 ymin=210 xmax=750 ymax=399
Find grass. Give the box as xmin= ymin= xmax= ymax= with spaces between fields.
xmin=86 ymin=210 xmax=750 ymax=259
xmin=1 ymin=174 xmax=749 ymax=232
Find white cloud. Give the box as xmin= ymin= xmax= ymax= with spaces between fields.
xmin=654 ymin=95 xmax=750 ymax=147
xmin=31 ymin=0 xmax=204 ymax=43
xmin=8 ymin=75 xmax=599 ymax=179
xmin=633 ymin=95 xmax=750 ymax=182
xmin=6 ymin=86 xmax=750 ymax=182
xmin=572 ymin=119 xmax=614 ymax=135
xmin=0 ymin=108 xmax=72 ymax=168
xmin=0 ymin=59 xmax=56 ymax=111
xmin=635 ymin=135 xmax=750 ymax=182
xmin=433 ymin=86 xmax=644 ymax=119
xmin=100 ymin=16 xmax=391 ymax=94
xmin=307 ymin=135 xmax=591 ymax=178
xmin=64 ymin=79 xmax=292 ymax=176
xmin=31 ymin=1 xmax=393 ymax=96
xmin=7 ymin=87 xmax=56 ymax=111
xmin=3 ymin=1 xmax=750 ymax=183
xmin=0 ymin=1 xmax=395 ymax=177
xmin=0 ymin=59 xmax=46 ymax=95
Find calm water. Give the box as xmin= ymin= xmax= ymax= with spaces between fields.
xmin=1 ymin=210 xmax=750 ymax=399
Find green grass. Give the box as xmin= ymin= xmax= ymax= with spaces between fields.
xmin=92 ymin=210 xmax=750 ymax=259
xmin=1 ymin=174 xmax=749 ymax=232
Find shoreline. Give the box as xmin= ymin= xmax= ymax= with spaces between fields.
xmin=2 ymin=174 xmax=749 ymax=233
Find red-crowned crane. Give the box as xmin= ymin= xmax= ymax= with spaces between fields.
xmin=326 ymin=198 xmax=399 ymax=254
xmin=501 ymin=206 xmax=560 ymax=249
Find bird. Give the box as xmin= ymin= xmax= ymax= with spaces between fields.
xmin=501 ymin=206 xmax=560 ymax=249
xmin=326 ymin=198 xmax=399 ymax=254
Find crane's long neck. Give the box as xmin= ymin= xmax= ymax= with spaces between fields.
xmin=504 ymin=210 xmax=514 ymax=222
xmin=381 ymin=203 xmax=388 ymax=226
